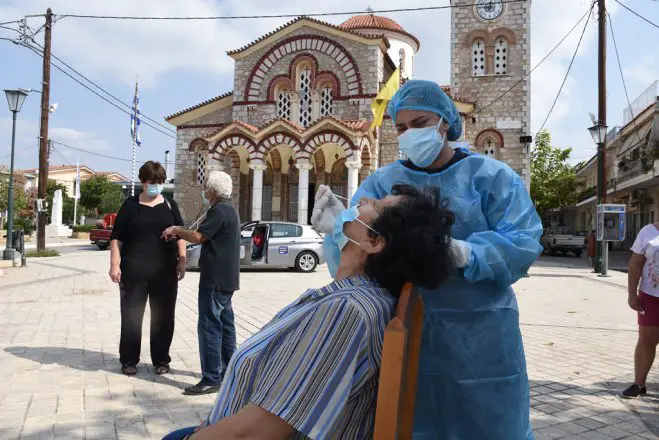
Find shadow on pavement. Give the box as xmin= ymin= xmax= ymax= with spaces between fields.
xmin=4 ymin=346 xmax=200 ymax=391
xmin=530 ymin=379 xmax=659 ymax=436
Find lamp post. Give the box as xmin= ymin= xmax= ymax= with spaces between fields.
xmin=3 ymin=89 xmax=29 ymax=261
xmin=588 ymin=122 xmax=608 ymax=275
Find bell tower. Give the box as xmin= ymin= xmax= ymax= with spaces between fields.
xmin=450 ymin=0 xmax=532 ymax=188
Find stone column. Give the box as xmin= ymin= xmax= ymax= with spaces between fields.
xmin=250 ymin=163 xmax=267 ymax=221
xmin=296 ymin=162 xmax=313 ymax=225
xmin=272 ymin=171 xmax=282 ymax=220
xmin=346 ymin=161 xmax=362 ymax=201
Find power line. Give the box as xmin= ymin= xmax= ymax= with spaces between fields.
xmin=24 ymin=38 xmax=175 ymax=135
xmin=614 ymin=0 xmax=659 ymax=30
xmin=51 ymin=140 xmax=145 ymax=163
xmin=608 ymin=12 xmax=645 ymax=148
xmin=469 ymin=3 xmax=595 ymax=118
xmin=21 ymin=42 xmax=175 ymax=139
xmin=50 ymin=145 xmax=73 ymax=166
xmin=54 ymin=1 xmax=529 ymax=20
xmin=536 ymin=5 xmax=593 ymax=134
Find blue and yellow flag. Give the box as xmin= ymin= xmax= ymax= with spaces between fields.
xmin=370 ymin=69 xmax=400 ymax=130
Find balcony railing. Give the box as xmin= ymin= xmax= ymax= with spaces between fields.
xmin=578 ymin=186 xmax=596 ymax=202
xmin=623 ymin=80 xmax=658 ymax=125
xmin=618 ymin=157 xmax=649 ymax=182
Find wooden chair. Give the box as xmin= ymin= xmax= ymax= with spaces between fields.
xmin=374 ymin=282 xmax=425 ymax=440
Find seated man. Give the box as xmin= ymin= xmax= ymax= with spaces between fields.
xmin=251 ymin=228 xmax=266 ymax=260
xmin=163 ymin=184 xmax=455 ymax=440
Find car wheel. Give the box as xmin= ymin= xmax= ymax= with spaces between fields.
xmin=97 ymin=243 xmax=109 ymax=251
xmin=295 ymin=251 xmax=318 ymax=273
xmin=548 ymin=247 xmax=556 ymax=256
xmin=574 ymin=250 xmax=582 ymax=258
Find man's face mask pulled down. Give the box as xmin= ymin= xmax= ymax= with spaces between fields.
xmin=332 ymin=205 xmax=380 ymax=251
xmin=397 ymin=119 xmax=446 ymax=168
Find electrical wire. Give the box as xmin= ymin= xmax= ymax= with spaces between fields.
xmin=51 ymin=140 xmax=146 ymax=164
xmin=536 ymin=5 xmax=594 ymax=134
xmin=50 ymin=145 xmax=73 ymax=166
xmin=614 ymin=0 xmax=659 ymax=30
xmin=608 ymin=12 xmax=646 ymax=149
xmin=22 ymin=42 xmax=175 ymax=139
xmin=54 ymin=1 xmax=529 ymax=20
xmin=28 ymin=39 xmax=175 ymax=134
xmin=469 ymin=2 xmax=595 ymax=118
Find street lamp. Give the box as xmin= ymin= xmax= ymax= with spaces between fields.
xmin=588 ymin=121 xmax=609 ymax=275
xmin=3 ymin=89 xmax=29 ymax=261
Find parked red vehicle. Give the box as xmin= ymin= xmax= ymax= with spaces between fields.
xmin=90 ymin=213 xmax=117 ymax=250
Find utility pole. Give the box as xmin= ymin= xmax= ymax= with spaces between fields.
xmin=37 ymin=8 xmax=52 ymax=252
xmin=594 ymin=0 xmax=608 ymax=274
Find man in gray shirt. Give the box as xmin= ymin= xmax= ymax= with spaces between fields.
xmin=163 ymin=170 xmax=240 ymax=395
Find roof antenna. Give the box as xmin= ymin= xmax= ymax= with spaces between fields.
xmin=366 ymin=6 xmax=374 ymax=14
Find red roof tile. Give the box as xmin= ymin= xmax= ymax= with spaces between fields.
xmin=165 ymin=92 xmax=233 ymax=121
xmin=227 ymin=16 xmax=389 ymax=56
xmin=340 ymin=15 xmax=420 ymax=49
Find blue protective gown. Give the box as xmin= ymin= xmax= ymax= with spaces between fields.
xmin=324 ymin=151 xmax=543 ymax=439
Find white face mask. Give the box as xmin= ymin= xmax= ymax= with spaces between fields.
xmin=397 ymin=119 xmax=446 ymax=168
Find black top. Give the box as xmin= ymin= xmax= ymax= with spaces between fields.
xmin=197 ymin=200 xmax=241 ymax=291
xmin=111 ymin=196 xmax=184 ymax=280
xmin=402 ymin=148 xmax=468 ymax=174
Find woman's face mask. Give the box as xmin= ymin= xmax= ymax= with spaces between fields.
xmin=397 ymin=119 xmax=446 ymax=168
xmin=332 ymin=205 xmax=380 ymax=251
xmin=146 ymin=183 xmax=164 ymax=196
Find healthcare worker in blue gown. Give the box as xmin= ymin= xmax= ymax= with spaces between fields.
xmin=311 ymin=80 xmax=543 ymax=439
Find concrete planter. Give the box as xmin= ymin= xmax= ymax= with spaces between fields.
xmin=72 ymin=232 xmax=90 ymax=240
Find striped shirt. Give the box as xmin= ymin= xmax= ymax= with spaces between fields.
xmin=205 ymin=276 xmax=396 ymax=439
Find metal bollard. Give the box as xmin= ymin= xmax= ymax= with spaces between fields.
xmin=20 ymin=230 xmax=25 ymax=267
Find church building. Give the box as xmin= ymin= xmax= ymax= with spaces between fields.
xmin=166 ymin=0 xmax=531 ymax=224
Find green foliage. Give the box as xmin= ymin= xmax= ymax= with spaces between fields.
xmin=45 ymin=180 xmax=80 ymax=225
xmin=80 ymin=175 xmax=122 ymax=213
xmin=531 ymin=130 xmax=583 ymax=214
xmin=0 ymin=172 xmax=28 ymax=220
xmin=14 ymin=216 xmax=35 ymax=235
xmin=577 ymin=185 xmax=596 ymax=202
xmin=26 ymin=249 xmax=60 ymax=258
xmin=99 ymin=190 xmax=124 ymax=215
xmin=72 ymin=225 xmax=94 ymax=233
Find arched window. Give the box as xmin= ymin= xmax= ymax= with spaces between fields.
xmin=472 ymin=38 xmax=486 ymax=76
xmin=298 ymin=66 xmax=312 ymax=127
xmin=320 ymin=85 xmax=333 ymax=117
xmin=494 ymin=37 xmax=509 ymax=75
xmin=475 ymin=129 xmax=504 ymax=159
xmin=276 ymin=87 xmax=291 ymax=119
xmin=196 ymin=151 xmax=207 ymax=185
xmin=483 ymin=139 xmax=497 ymax=157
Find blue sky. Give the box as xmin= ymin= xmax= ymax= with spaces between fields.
xmin=0 ymin=0 xmax=657 ymax=179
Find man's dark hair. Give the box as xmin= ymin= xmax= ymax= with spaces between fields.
xmin=365 ymin=184 xmax=455 ymax=296
xmin=138 ymin=161 xmax=167 ymax=184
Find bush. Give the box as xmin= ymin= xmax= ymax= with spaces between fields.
xmin=72 ymin=225 xmax=94 ymax=233
xmin=14 ymin=216 xmax=35 ymax=235
xmin=26 ymin=249 xmax=60 ymax=258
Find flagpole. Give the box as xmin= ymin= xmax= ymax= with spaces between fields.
xmin=73 ymin=159 xmax=79 ymax=226
xmin=131 ymin=135 xmax=136 ymax=197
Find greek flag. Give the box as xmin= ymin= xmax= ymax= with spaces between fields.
xmin=131 ymin=81 xmax=142 ymax=147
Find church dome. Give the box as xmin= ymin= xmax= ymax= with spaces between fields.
xmin=340 ymin=14 xmax=420 ymax=50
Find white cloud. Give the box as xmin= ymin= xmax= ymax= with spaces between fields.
xmin=0 ymin=117 xmax=111 ymax=167
xmin=623 ymin=54 xmax=659 ymax=92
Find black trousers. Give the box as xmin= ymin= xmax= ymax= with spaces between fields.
xmin=119 ymin=270 xmax=178 ymax=366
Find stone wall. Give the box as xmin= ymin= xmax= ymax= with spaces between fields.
xmin=451 ymin=0 xmax=531 ymax=188
xmin=378 ymin=119 xmax=400 ymax=167
xmin=173 ymin=107 xmax=233 ymax=223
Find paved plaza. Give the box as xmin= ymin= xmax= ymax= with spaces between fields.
xmin=0 ymin=250 xmax=657 ymax=440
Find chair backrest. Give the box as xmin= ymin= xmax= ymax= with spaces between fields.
xmin=373 ymin=282 xmax=425 ymax=440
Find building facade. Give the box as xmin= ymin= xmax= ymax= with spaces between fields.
xmin=167 ymin=9 xmax=531 ymax=224
xmin=19 ymin=165 xmax=128 ymax=198
xmin=575 ymin=81 xmax=659 ymax=248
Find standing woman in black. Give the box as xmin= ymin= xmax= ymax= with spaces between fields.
xmin=109 ymin=161 xmax=186 ymax=376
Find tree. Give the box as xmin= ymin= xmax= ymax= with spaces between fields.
xmin=531 ymin=130 xmax=583 ymax=215
xmin=80 ymin=175 xmax=122 ymax=214
xmin=99 ymin=190 xmax=124 ymax=215
xmin=0 ymin=171 xmax=29 ymax=223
